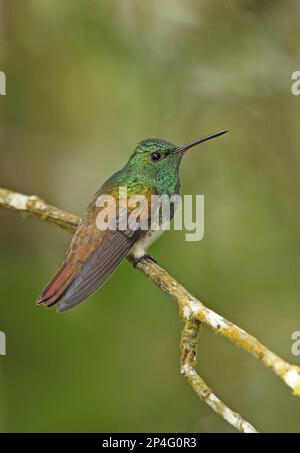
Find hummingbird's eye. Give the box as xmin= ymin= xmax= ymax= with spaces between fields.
xmin=150 ymin=152 xmax=162 ymax=162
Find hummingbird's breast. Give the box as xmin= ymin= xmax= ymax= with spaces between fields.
xmin=101 ymin=161 xmax=181 ymax=261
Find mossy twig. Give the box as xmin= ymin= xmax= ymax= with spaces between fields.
xmin=180 ymin=320 xmax=257 ymax=433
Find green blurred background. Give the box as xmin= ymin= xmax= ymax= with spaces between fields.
xmin=1 ymin=0 xmax=300 ymax=433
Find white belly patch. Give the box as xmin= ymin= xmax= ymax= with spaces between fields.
xmin=130 ymin=228 xmax=165 ymax=259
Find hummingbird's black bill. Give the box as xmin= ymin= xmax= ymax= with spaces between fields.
xmin=173 ymin=130 xmax=228 ymax=155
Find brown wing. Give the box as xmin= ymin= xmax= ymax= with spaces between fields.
xmin=56 ymin=228 xmax=140 ymax=312
xmin=37 ymin=184 xmax=155 ymax=312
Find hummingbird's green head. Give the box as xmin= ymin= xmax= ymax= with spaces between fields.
xmin=126 ymin=131 xmax=228 ymax=194
xmin=129 ymin=138 xmax=178 ymax=166
xmin=129 ymin=130 xmax=228 ymax=167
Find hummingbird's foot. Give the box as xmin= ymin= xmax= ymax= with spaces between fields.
xmin=132 ymin=254 xmax=157 ymax=268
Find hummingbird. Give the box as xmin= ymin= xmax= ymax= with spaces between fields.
xmin=37 ymin=130 xmax=227 ymax=312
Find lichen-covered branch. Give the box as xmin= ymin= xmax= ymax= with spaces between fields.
xmin=1 ymin=187 xmax=300 ymax=432
xmin=134 ymin=257 xmax=300 ymax=397
xmin=180 ymin=319 xmax=257 ymax=433
xmin=0 ymin=188 xmax=78 ymax=233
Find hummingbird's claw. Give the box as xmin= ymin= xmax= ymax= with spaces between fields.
xmin=132 ymin=254 xmax=157 ymax=268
